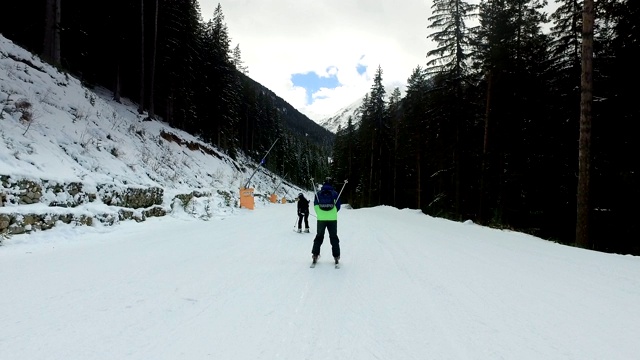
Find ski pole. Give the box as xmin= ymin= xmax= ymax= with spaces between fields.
xmin=310 ymin=178 xmax=320 ymax=204
xmin=337 ymin=179 xmax=348 ymax=202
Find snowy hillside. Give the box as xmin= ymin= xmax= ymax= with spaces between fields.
xmin=318 ymin=96 xmax=362 ymax=133
xmin=0 ymin=34 xmax=302 ymax=234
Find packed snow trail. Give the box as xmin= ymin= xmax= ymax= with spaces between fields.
xmin=1 ymin=203 xmax=640 ymax=359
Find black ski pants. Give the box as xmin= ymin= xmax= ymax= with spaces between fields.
xmin=312 ymin=220 xmax=340 ymax=258
xmin=298 ymin=212 xmax=309 ymax=229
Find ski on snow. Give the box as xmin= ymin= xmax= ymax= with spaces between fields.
xmin=309 ymin=261 xmax=340 ymax=269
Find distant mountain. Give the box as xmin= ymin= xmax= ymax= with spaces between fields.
xmin=317 ymin=86 xmax=402 ymax=134
xmin=240 ymin=73 xmax=335 ymax=148
xmin=318 ymin=97 xmax=363 ymax=134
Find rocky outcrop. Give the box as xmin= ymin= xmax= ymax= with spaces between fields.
xmin=0 ymin=175 xmax=207 ymax=238
xmin=97 ymin=184 xmax=163 ymax=208
xmin=0 ymin=213 xmax=93 ymax=235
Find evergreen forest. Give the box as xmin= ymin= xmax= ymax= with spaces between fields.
xmin=1 ymin=0 xmax=335 ymax=189
xmin=328 ymin=0 xmax=638 ymax=254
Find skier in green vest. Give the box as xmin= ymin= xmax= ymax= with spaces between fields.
xmin=311 ymin=177 xmax=341 ymax=265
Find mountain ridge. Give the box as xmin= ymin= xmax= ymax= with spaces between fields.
xmin=316 ymin=85 xmax=403 ymax=134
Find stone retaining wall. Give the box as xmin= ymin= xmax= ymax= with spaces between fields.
xmin=0 ymin=175 xmax=213 ymax=239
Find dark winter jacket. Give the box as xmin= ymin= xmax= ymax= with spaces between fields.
xmin=313 ymin=183 xmax=340 ymax=221
xmin=297 ymin=195 xmax=309 ymax=215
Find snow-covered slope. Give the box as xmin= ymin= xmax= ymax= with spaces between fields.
xmin=318 ymin=96 xmax=362 ymax=133
xmin=0 ymin=34 xmax=301 ymax=223
xmin=317 ymin=86 xmax=401 ymax=134
xmin=2 ymin=203 xmax=640 ymax=359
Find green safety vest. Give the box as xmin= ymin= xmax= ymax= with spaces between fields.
xmin=314 ymin=203 xmax=338 ymax=221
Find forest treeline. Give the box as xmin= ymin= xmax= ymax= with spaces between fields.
xmin=0 ymin=0 xmax=334 ymax=188
xmin=328 ymin=0 xmax=638 ymax=254
xmin=1 ymin=0 xmax=638 ymax=254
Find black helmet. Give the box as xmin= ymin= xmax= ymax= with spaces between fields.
xmin=298 ymin=193 xmax=303 ymax=198
xmin=324 ymin=177 xmax=332 ymax=185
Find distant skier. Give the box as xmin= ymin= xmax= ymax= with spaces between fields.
xmin=297 ymin=193 xmax=310 ymax=233
xmin=311 ymin=177 xmax=341 ymax=265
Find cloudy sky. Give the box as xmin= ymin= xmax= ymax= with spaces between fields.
xmin=198 ymin=0 xmax=435 ymax=121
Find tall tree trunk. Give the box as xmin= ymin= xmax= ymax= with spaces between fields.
xmin=166 ymin=90 xmax=174 ymax=127
xmin=43 ymin=0 xmax=61 ymax=66
xmin=148 ymin=0 xmax=158 ymax=120
xmin=244 ymin=109 xmax=249 ymax=151
xmin=576 ymin=0 xmax=594 ymax=248
xmin=393 ymin=123 xmax=398 ymax=207
xmin=377 ymin=137 xmax=382 ymax=205
xmin=368 ymin=134 xmax=374 ymax=206
xmin=113 ymin=62 xmax=121 ymax=103
xmin=479 ymin=70 xmax=492 ymax=223
xmin=112 ymin=4 xmax=122 ymax=103
xmin=454 ymin=82 xmax=462 ymax=219
xmin=348 ymin=137 xmax=353 ymax=205
xmin=416 ymin=151 xmax=421 ymax=209
xmin=53 ymin=0 xmax=60 ymax=65
xmin=138 ymin=0 xmax=145 ymax=115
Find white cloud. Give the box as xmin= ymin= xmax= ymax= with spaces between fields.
xmin=199 ymin=0 xmax=434 ymax=121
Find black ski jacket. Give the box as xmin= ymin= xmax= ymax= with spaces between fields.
xmin=297 ymin=196 xmax=309 ymax=215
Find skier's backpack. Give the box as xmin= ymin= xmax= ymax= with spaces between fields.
xmin=316 ymin=189 xmax=335 ymax=211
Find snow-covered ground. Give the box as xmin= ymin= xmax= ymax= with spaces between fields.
xmin=2 ymin=203 xmax=639 ymax=360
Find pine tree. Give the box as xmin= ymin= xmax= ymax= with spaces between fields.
xmin=426 ymin=0 xmax=477 ymax=217
xmin=331 ymin=113 xmax=362 ymax=206
xmin=544 ymin=0 xmax=585 ymax=243
xmin=232 ymin=44 xmax=249 ymax=74
xmin=138 ymin=0 xmax=145 ymax=115
xmin=156 ymin=0 xmax=203 ymax=131
xmin=576 ymin=0 xmax=594 ymax=249
xmin=472 ymin=0 xmax=549 ymax=225
xmin=42 ymin=0 xmax=61 ymax=66
xmin=357 ymin=67 xmax=387 ymax=206
xmin=402 ymin=66 xmax=428 ymax=209
xmin=148 ymin=0 xmax=159 ymax=120
xmin=387 ymin=87 xmax=403 ymax=206
xmin=548 ymin=0 xmax=582 ymax=88
xmin=203 ymin=3 xmax=241 ymax=151
xmin=426 ymin=0 xmax=477 ymax=78
xmin=604 ymin=0 xmax=640 ymax=252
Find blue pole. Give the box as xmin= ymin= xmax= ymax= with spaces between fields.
xmin=244 ymin=138 xmax=279 ymax=188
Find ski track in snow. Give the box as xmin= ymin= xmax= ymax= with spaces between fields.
xmin=1 ymin=204 xmax=640 ymax=360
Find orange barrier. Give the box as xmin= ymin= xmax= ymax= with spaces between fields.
xmin=239 ymin=187 xmax=255 ymax=210
xmin=269 ymin=194 xmax=277 ymax=203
